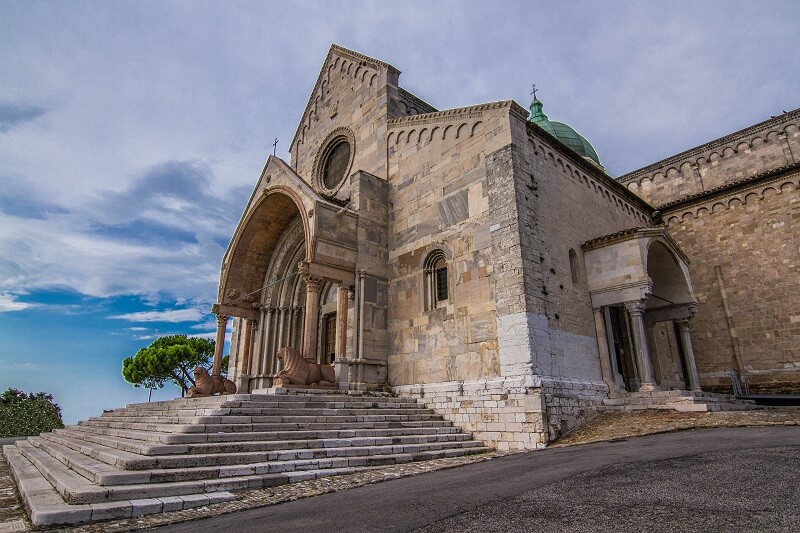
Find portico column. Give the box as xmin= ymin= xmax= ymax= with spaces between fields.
xmin=302 ymin=277 xmax=322 ymax=361
xmin=335 ymin=285 xmax=349 ymax=361
xmin=240 ymin=319 xmax=254 ymax=376
xmin=624 ymin=301 xmax=657 ymax=391
xmin=676 ymin=318 xmax=702 ymax=392
xmin=211 ymin=314 xmax=229 ymax=377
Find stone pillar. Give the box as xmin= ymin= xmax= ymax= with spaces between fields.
xmin=645 ymin=322 xmax=661 ymax=384
xmin=335 ymin=285 xmax=349 ymax=361
xmin=676 ymin=318 xmax=702 ymax=392
xmin=302 ymin=277 xmax=322 ymax=361
xmin=211 ymin=314 xmax=229 ymax=377
xmin=624 ymin=301 xmax=657 ymax=391
xmin=240 ymin=319 xmax=254 ymax=376
xmin=262 ymin=307 xmax=274 ymax=375
xmin=276 ymin=307 xmax=287 ymax=368
xmin=593 ymin=308 xmax=617 ymax=394
xmin=291 ymin=307 xmax=302 ymax=349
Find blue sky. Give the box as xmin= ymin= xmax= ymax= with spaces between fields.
xmin=1 ymin=0 xmax=799 ymax=424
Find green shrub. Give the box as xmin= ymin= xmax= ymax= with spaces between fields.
xmin=0 ymin=388 xmax=65 ymax=437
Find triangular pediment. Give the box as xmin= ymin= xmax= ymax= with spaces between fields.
xmin=289 ymin=44 xmax=399 ymax=154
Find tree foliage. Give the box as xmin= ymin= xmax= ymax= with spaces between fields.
xmin=122 ymin=335 xmax=220 ymax=397
xmin=0 ymin=388 xmax=65 ymax=437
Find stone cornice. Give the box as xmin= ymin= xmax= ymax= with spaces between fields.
xmin=582 ymin=227 xmax=689 ymax=265
xmin=387 ymin=100 xmax=523 ymax=128
xmin=619 ymin=107 xmax=800 ymax=184
xmin=658 ymin=160 xmax=800 ymax=212
xmin=397 ymin=87 xmax=438 ymax=114
xmin=582 ymin=227 xmax=649 ymax=250
xmin=527 ymin=121 xmax=655 ymax=215
xmin=330 ymin=44 xmax=399 ymax=74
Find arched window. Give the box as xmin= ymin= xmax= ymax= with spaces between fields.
xmin=424 ymin=250 xmax=449 ymax=310
xmin=569 ymin=249 xmax=580 ymax=284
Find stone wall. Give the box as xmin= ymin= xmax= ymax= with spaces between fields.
xmin=662 ymin=172 xmax=800 ymax=393
xmin=619 ymin=108 xmax=800 ymax=394
xmin=385 ymin=104 xmax=516 ymax=386
xmin=394 ymin=378 xmax=549 ymax=451
xmin=513 ymin=119 xmax=652 ymax=384
xmin=619 ymin=109 xmax=800 ymax=208
xmin=394 ymin=375 xmax=609 ymax=449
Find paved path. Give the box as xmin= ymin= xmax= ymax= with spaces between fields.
xmin=155 ymin=426 xmax=800 ymax=533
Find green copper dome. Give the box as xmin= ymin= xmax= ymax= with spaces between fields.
xmin=529 ymin=98 xmax=601 ymax=166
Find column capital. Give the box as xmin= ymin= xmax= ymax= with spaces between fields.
xmin=624 ymin=300 xmax=646 ymax=316
xmin=303 ymin=276 xmax=323 ymax=291
xmin=675 ymin=317 xmax=692 ymax=331
xmin=216 ymin=314 xmax=229 ymax=325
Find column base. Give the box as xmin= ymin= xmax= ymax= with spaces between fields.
xmin=234 ymin=374 xmax=251 ymax=394
xmin=334 ymin=357 xmax=388 ymax=391
xmin=638 ymin=382 xmax=658 ymax=392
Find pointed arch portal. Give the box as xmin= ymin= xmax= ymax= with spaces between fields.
xmin=212 ymin=157 xmax=359 ymax=386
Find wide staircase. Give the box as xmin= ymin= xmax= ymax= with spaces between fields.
xmin=3 ymin=390 xmax=489 ymax=527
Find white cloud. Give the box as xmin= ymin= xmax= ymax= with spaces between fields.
xmin=109 ymin=308 xmax=206 ymax=323
xmin=0 ymin=0 xmax=798 ymax=308
xmin=0 ymin=292 xmax=35 ymax=312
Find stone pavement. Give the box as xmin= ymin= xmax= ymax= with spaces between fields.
xmin=1 ymin=408 xmax=798 ymax=532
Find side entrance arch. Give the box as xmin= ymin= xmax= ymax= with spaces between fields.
xmin=583 ymin=228 xmax=701 ymax=394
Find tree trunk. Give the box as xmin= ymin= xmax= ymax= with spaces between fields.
xmin=178 ymin=364 xmax=196 ymax=386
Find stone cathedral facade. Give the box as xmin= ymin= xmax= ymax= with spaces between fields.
xmin=214 ymin=45 xmax=800 ymax=449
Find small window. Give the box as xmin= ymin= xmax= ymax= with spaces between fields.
xmin=424 ymin=250 xmax=449 ymax=310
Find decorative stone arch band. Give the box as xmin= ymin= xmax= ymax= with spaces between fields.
xmin=217 ymin=185 xmax=314 ymax=319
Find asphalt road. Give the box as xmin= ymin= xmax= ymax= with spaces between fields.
xmin=156 ymin=426 xmax=800 ymax=533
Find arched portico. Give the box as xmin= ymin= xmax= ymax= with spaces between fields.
xmin=582 ymin=228 xmax=701 ymax=394
xmin=212 ymin=157 xmax=359 ymax=388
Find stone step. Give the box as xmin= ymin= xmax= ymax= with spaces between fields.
xmin=125 ymin=394 xmax=419 ymax=410
xmin=65 ymin=423 xmax=464 ymax=448
xmin=604 ymin=392 xmax=760 ymax=412
xmin=4 ymin=392 xmax=489 ymax=527
xmin=3 ymin=444 xmax=235 ymax=527
xmin=31 ymin=434 xmax=487 ymax=487
xmin=42 ymin=429 xmax=474 ymax=470
xmin=77 ymin=419 xmax=454 ymax=434
xmin=110 ymin=399 xmax=423 ymax=414
xmin=89 ymin=411 xmax=445 ymax=425
xmin=16 ymin=435 xmax=489 ymax=504
xmin=107 ymin=406 xmax=436 ymax=419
